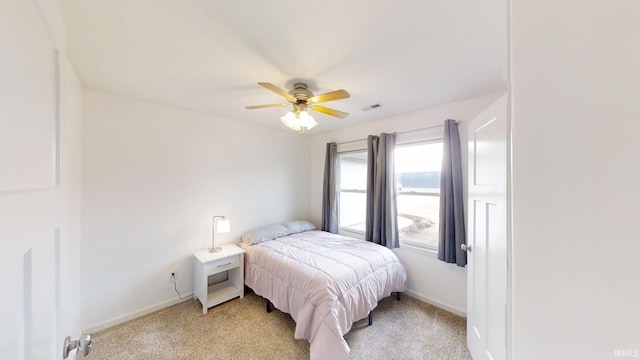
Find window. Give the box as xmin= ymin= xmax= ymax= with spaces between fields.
xmin=395 ymin=141 xmax=443 ymax=249
xmin=337 ymin=140 xmax=443 ymax=250
xmin=338 ymin=150 xmax=367 ymax=234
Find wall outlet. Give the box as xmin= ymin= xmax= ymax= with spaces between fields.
xmin=170 ymin=272 xmax=176 ymax=283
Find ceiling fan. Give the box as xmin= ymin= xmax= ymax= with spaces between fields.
xmin=245 ymin=82 xmax=350 ymax=135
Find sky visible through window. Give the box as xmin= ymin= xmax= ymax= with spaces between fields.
xmin=395 ymin=142 xmax=443 ymax=173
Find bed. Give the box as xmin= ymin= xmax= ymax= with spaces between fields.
xmin=240 ymin=221 xmax=408 ymax=360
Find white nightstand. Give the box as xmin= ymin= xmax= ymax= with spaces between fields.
xmin=193 ymin=244 xmax=245 ymax=314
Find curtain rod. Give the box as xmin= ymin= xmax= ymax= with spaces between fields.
xmin=335 ymin=121 xmax=457 ymax=146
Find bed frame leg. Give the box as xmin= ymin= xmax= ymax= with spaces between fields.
xmin=396 ymin=292 xmax=401 ymax=301
xmin=266 ymin=299 xmax=272 ymax=313
xmin=368 ymin=312 xmax=373 ymax=326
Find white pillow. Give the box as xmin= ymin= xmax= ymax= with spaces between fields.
xmin=282 ymin=220 xmax=316 ymax=234
xmin=241 ymin=223 xmax=289 ymax=245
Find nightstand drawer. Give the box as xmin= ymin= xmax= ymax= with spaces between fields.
xmin=204 ymin=255 xmax=239 ymax=274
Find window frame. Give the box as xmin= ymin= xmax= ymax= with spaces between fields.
xmin=395 ymin=138 xmax=443 ymax=251
xmin=334 ymin=130 xmax=444 ymax=249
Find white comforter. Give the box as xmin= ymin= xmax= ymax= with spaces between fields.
xmin=241 ymin=230 xmax=408 ymax=360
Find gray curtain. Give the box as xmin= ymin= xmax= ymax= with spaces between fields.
xmin=365 ymin=135 xmax=379 ymax=241
xmin=321 ymin=142 xmax=339 ymax=233
xmin=366 ymin=133 xmax=399 ymax=248
xmin=438 ymin=119 xmax=467 ymax=266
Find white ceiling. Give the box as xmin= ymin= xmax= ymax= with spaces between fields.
xmin=59 ymin=0 xmax=508 ymax=134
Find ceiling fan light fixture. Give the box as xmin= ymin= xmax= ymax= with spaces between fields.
xmin=281 ymin=110 xmax=317 ymax=135
xmin=248 ymin=82 xmax=349 ymax=135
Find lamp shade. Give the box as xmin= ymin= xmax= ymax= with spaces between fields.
xmin=216 ymin=217 xmax=230 ymax=233
xmin=216 ymin=218 xmax=231 ymax=233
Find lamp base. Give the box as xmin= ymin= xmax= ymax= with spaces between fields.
xmin=209 ymin=247 xmax=222 ymax=253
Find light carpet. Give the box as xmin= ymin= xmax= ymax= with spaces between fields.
xmin=89 ymin=290 xmax=471 ymax=359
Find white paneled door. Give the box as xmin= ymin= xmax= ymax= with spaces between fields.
xmin=466 ymin=94 xmax=508 ymax=360
xmin=0 ymin=1 xmax=83 ymax=359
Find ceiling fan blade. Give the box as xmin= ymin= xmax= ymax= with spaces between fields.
xmin=257 ymin=82 xmax=296 ymax=101
xmin=310 ymin=105 xmax=349 ymax=119
xmin=245 ymin=103 xmax=288 ymax=109
xmin=309 ymin=89 xmax=350 ymax=104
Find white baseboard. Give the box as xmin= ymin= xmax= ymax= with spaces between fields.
xmin=82 ymin=293 xmax=194 ymax=334
xmin=83 ymin=290 xmax=464 ymax=333
xmin=404 ymin=290 xmax=467 ymax=317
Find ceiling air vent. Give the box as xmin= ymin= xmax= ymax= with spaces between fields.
xmin=362 ymin=103 xmax=382 ymax=111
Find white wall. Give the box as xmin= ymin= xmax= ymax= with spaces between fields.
xmin=0 ymin=0 xmax=83 ymax=357
xmin=309 ymin=92 xmax=504 ymax=315
xmin=81 ymin=89 xmax=310 ymax=331
xmin=510 ymin=1 xmax=640 ymax=358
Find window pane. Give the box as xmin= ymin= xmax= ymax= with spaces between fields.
xmin=339 ymin=152 xmax=367 ymax=190
xmin=395 ymin=142 xmax=442 ymax=172
xmin=395 ymin=141 xmax=443 ymax=248
xmin=339 ymin=191 xmax=366 ymax=232
xmin=395 ymin=142 xmax=442 ymax=191
xmin=397 ymin=194 xmax=440 ymax=248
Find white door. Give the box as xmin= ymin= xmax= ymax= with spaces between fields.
xmin=0 ymin=1 xmax=83 ymax=359
xmin=466 ymin=94 xmax=509 ymax=360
